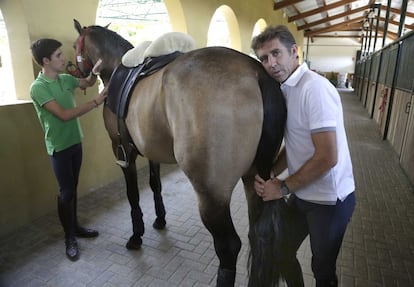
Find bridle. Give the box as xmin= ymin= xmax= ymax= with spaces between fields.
xmin=66 ymin=28 xmax=94 ymax=78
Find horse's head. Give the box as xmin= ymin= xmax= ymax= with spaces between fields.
xmin=69 ymin=19 xmax=134 ymax=84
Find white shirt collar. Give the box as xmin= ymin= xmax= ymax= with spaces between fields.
xmin=281 ymin=62 xmax=309 ymax=89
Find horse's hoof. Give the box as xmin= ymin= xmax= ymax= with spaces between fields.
xmin=126 ymin=235 xmax=142 ymax=250
xmin=153 ymin=218 xmax=166 ymax=230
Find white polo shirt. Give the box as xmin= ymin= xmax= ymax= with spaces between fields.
xmin=281 ymin=63 xmax=355 ymax=203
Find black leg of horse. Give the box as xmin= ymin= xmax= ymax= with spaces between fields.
xmin=198 ymin=194 xmax=241 ymax=287
xmin=148 ymin=160 xmax=166 ymax=229
xmin=121 ymin=160 xmax=145 ymax=250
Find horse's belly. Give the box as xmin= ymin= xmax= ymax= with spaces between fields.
xmin=135 ymin=136 xmax=176 ymax=164
xmin=125 ymin=82 xmax=176 ymax=163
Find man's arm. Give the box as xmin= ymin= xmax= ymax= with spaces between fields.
xmin=284 ymin=130 xmax=337 ymax=192
xmin=256 ymin=131 xmax=337 ymax=201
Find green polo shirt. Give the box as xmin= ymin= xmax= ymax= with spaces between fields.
xmin=30 ymin=72 xmax=82 ymax=155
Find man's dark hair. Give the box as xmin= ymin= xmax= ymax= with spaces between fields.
xmin=30 ymin=38 xmax=62 ymax=67
xmin=251 ymin=25 xmax=296 ymax=55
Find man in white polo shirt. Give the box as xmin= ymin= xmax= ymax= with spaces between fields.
xmin=251 ymin=25 xmax=356 ymax=287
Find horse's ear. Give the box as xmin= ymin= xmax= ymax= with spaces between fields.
xmin=105 ymin=23 xmax=111 ymax=29
xmin=74 ymin=19 xmax=82 ymax=35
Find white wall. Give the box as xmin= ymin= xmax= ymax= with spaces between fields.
xmin=305 ymin=38 xmax=361 ymax=74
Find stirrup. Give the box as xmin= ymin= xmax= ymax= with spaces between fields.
xmin=115 ymin=144 xmax=129 ymax=168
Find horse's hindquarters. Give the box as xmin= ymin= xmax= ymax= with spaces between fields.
xmin=126 ymin=48 xmax=265 ymax=182
xmin=163 ymin=48 xmax=264 ymax=191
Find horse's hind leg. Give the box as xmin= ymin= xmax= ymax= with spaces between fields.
xmin=198 ymin=193 xmax=241 ymax=287
xmin=148 ymin=160 xmax=166 ymax=229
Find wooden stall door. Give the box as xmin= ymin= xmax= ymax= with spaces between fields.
xmin=387 ymin=90 xmax=411 ymax=154
xmin=400 ymin=94 xmax=414 ymax=186
xmin=365 ymin=82 xmax=376 ymax=115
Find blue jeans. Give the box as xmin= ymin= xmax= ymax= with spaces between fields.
xmin=50 ymin=143 xmax=83 ymax=203
xmin=287 ymin=192 xmax=356 ymax=285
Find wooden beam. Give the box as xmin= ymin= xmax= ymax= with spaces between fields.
xmin=305 ymin=15 xmax=365 ymax=36
xmin=288 ymin=0 xmax=357 ymax=22
xmin=381 ymin=5 xmax=414 ymax=19
xmin=377 ymin=27 xmax=397 ymax=40
xmin=297 ymin=4 xmax=369 ymax=30
xmin=335 ymin=25 xmax=363 ymax=31
xmin=379 ymin=16 xmax=414 ymax=30
xmin=273 ymin=0 xmax=304 ymax=10
xmin=312 ymin=34 xmax=363 ymax=38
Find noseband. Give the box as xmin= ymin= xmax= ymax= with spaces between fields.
xmin=67 ymin=28 xmax=93 ymax=78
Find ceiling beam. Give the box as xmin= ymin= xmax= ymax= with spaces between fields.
xmin=312 ymin=34 xmax=363 ymax=38
xmin=381 ymin=5 xmax=414 ymax=19
xmin=288 ymin=0 xmax=357 ymax=22
xmin=378 ymin=16 xmax=414 ymax=31
xmin=305 ymin=15 xmax=365 ymax=36
xmin=377 ymin=27 xmax=397 ymax=40
xmin=273 ymin=0 xmax=304 ymax=10
xmin=297 ymin=4 xmax=369 ymax=30
xmin=335 ymin=25 xmax=362 ymax=31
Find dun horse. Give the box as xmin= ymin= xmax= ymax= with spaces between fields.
xmin=71 ymin=19 xmax=292 ymax=286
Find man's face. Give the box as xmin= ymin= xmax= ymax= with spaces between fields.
xmin=255 ymin=38 xmax=298 ymax=83
xmin=45 ymin=48 xmax=66 ymax=73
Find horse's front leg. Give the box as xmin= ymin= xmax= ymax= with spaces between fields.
xmin=121 ymin=155 xmax=145 ymax=250
xmin=197 ymin=191 xmax=241 ymax=287
xmin=148 ymin=160 xmax=166 ymax=229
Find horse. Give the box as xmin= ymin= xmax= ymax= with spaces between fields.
xmin=71 ymin=19 xmax=292 ymax=287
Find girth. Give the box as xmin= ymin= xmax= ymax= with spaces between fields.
xmin=106 ymin=51 xmax=183 ymax=168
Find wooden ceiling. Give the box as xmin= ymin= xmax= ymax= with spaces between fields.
xmin=273 ymin=0 xmax=414 ymax=43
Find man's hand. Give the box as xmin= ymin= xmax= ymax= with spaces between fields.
xmin=254 ymin=174 xmax=284 ymax=201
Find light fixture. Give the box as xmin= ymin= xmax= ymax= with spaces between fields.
xmin=363 ymin=20 xmax=370 ymax=30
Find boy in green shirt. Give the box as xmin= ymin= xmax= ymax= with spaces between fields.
xmin=30 ymin=38 xmax=106 ymax=261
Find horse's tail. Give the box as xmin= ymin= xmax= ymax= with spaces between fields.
xmin=248 ymin=70 xmax=288 ymax=287
xmin=255 ymin=71 xmax=286 ymax=177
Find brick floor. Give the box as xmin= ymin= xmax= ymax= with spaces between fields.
xmin=0 ymin=90 xmax=413 ymax=287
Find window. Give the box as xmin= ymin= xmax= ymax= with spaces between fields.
xmin=0 ymin=10 xmax=16 ymax=105
xmin=96 ymin=0 xmax=171 ymax=46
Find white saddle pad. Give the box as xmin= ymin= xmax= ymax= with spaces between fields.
xmin=122 ymin=32 xmax=195 ymax=67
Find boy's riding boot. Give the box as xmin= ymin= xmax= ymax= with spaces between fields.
xmin=73 ymin=191 xmax=99 ymax=238
xmin=57 ymin=196 xmax=79 ymax=261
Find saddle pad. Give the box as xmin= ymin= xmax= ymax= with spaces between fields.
xmin=122 ymin=32 xmax=195 ymax=68
xmin=122 ymin=41 xmax=152 ymax=67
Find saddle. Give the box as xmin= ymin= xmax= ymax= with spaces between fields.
xmin=107 ymin=51 xmax=183 ymax=119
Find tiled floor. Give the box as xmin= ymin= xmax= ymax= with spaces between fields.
xmin=0 ymin=90 xmax=413 ymax=287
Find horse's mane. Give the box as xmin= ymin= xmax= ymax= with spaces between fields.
xmin=87 ymin=25 xmax=134 ymax=56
